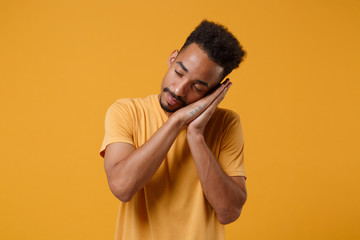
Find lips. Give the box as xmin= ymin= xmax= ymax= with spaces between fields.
xmin=167 ymin=93 xmax=181 ymax=106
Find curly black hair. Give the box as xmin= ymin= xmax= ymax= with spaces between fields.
xmin=180 ymin=20 xmax=246 ymax=80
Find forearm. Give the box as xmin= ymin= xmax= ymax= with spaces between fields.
xmin=187 ymin=133 xmax=247 ymax=224
xmin=110 ymin=115 xmax=184 ymax=201
xmin=109 ymin=81 xmax=230 ymax=202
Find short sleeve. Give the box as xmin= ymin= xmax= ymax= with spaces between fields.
xmin=99 ymin=100 xmax=135 ymax=158
xmin=218 ymin=111 xmax=246 ymax=179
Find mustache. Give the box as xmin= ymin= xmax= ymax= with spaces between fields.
xmin=163 ymin=88 xmax=186 ymax=105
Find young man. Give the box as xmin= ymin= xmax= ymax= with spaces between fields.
xmin=100 ymin=20 xmax=247 ymax=240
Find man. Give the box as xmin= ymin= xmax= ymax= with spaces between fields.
xmin=100 ymin=20 xmax=247 ymax=240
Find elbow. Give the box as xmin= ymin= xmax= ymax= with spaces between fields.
xmin=217 ymin=195 xmax=247 ymax=225
xmin=115 ymin=190 xmax=133 ymax=203
xmin=108 ymin=178 xmax=136 ymax=202
xmin=217 ymin=206 xmax=242 ymax=225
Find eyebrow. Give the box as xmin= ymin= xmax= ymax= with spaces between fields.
xmin=176 ymin=61 xmax=209 ymax=88
xmin=195 ymin=79 xmax=209 ymax=88
xmin=176 ymin=62 xmax=188 ymax=72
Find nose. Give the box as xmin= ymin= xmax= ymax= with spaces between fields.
xmin=173 ymin=79 xmax=189 ymax=98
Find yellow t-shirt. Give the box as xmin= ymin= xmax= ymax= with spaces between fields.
xmin=100 ymin=94 xmax=246 ymax=240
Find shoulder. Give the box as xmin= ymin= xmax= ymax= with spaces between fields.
xmin=108 ymin=95 xmax=155 ymax=113
xmin=211 ymin=108 xmax=241 ymax=126
xmin=111 ymin=97 xmax=135 ymax=109
xmin=205 ymin=108 xmax=242 ymax=138
xmin=104 ymin=98 xmax=133 ymax=119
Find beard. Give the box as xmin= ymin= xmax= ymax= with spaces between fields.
xmin=159 ymin=87 xmax=186 ymax=113
xmin=159 ymin=99 xmax=178 ymax=113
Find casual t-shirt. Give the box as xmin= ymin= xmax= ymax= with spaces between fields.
xmin=100 ymin=94 xmax=246 ymax=240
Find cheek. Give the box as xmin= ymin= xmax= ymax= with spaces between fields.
xmin=195 ymin=88 xmax=209 ymax=98
xmin=186 ymin=93 xmax=204 ymax=105
xmin=162 ymin=72 xmax=174 ymax=87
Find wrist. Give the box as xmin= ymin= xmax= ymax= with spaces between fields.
xmin=168 ymin=111 xmax=186 ymax=129
xmin=186 ymin=127 xmax=205 ymax=141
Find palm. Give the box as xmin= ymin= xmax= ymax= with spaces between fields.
xmin=188 ymin=105 xmax=215 ymax=133
xmin=188 ymin=83 xmax=230 ymax=135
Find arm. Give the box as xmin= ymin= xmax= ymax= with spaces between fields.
xmin=104 ymin=116 xmax=183 ymax=202
xmin=186 ymin=81 xmax=247 ymax=224
xmin=103 ymin=83 xmax=230 ymax=202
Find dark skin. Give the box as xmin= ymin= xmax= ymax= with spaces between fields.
xmin=103 ymin=43 xmax=247 ymax=224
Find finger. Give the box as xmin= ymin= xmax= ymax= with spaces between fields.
xmin=185 ymin=82 xmax=232 ymax=124
xmin=196 ymin=86 xmax=228 ymax=122
xmin=212 ymin=81 xmax=232 ymax=105
xmin=210 ymin=80 xmax=232 ymax=103
xmin=222 ymin=78 xmax=230 ymax=86
xmin=183 ymin=81 xmax=231 ymax=121
xmin=203 ymin=80 xmax=230 ymax=104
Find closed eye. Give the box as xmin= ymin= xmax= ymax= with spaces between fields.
xmin=174 ymin=70 xmax=182 ymax=77
xmin=192 ymin=84 xmax=202 ymax=92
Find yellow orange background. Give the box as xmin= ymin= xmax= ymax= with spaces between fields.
xmin=1 ymin=0 xmax=359 ymax=239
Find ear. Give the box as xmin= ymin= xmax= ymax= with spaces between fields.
xmin=167 ymin=49 xmax=179 ymax=67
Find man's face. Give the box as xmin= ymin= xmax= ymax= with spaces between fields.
xmin=159 ymin=43 xmax=224 ymax=114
